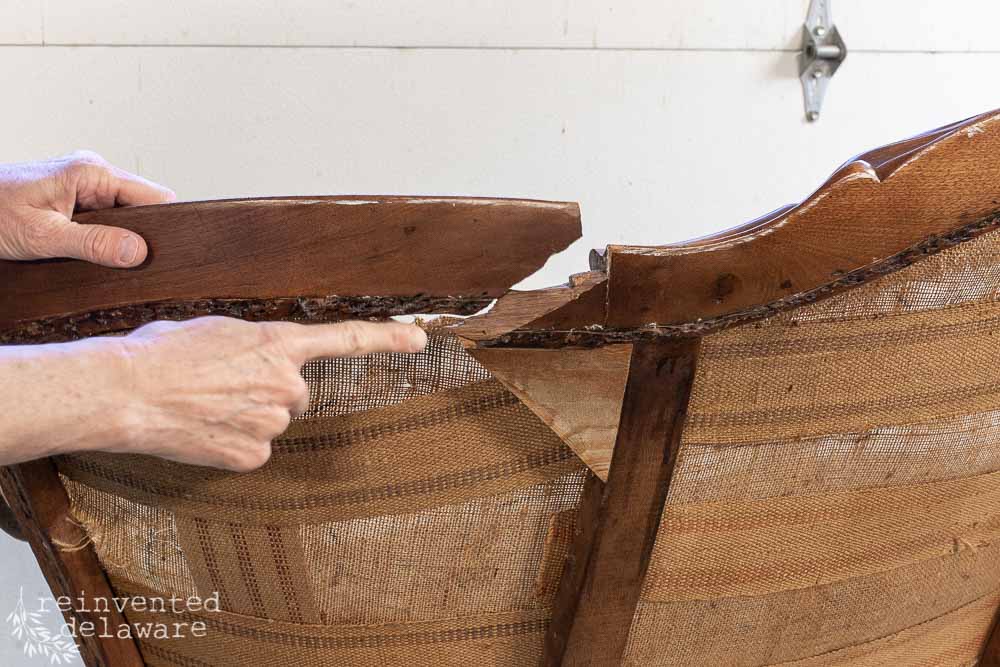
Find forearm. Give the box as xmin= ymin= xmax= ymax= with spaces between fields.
xmin=0 ymin=339 xmax=128 ymax=465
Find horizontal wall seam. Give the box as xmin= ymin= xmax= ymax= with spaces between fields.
xmin=2 ymin=43 xmax=1000 ymax=55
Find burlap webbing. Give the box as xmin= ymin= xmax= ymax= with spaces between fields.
xmin=57 ymin=334 xmax=585 ymax=666
xmin=170 ymin=518 xmax=322 ymax=623
xmin=768 ymin=591 xmax=1000 ymax=667
xmin=644 ymin=468 xmax=1000 ymax=600
xmin=57 ymin=378 xmax=582 ymax=525
xmin=111 ymin=578 xmax=549 ymax=667
xmin=624 ymin=229 xmax=1000 ymax=665
xmin=781 ymin=223 xmax=1000 ymax=325
xmin=668 ymin=408 xmax=1000 ymax=505
xmin=625 ymin=590 xmax=999 ymax=667
xmin=54 ymin=225 xmax=1000 ymax=665
xmin=298 ymin=473 xmax=584 ymax=625
xmin=67 ymin=470 xmax=583 ymax=629
xmin=627 ymin=541 xmax=1000 ymax=665
xmin=61 ymin=477 xmax=198 ymax=599
xmin=298 ymin=331 xmax=490 ymax=418
xmin=686 ymin=299 xmax=1000 ymax=444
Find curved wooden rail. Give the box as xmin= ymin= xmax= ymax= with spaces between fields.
xmin=453 ymin=107 xmax=1000 ymax=346
xmin=4 ymin=109 xmax=1000 ymax=667
xmin=606 ymin=109 xmax=1000 ymax=328
xmin=0 ymin=196 xmax=581 ymax=342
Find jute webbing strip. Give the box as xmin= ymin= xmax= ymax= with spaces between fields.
xmin=56 ymin=379 xmax=582 ymax=525
xmin=668 ymin=408 xmax=1000 ymax=505
xmin=623 ymin=229 xmax=1000 ymax=665
xmin=66 ymin=466 xmax=582 ymax=627
xmin=701 ymin=303 xmax=1000 ymax=359
xmin=767 ymin=590 xmax=999 ymax=667
xmin=625 ymin=538 xmax=1000 ymax=664
xmin=643 ymin=468 xmax=1000 ymax=601
xmin=173 ymin=518 xmax=321 ymax=624
xmin=111 ymin=578 xmax=548 ymax=667
xmin=299 ymin=471 xmax=584 ymax=625
xmin=626 ymin=592 xmax=997 ymax=667
xmin=688 ymin=298 xmax=1000 ymax=444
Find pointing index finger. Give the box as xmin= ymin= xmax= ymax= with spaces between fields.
xmin=269 ymin=321 xmax=428 ymax=363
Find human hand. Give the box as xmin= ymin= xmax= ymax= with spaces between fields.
xmin=0 ymin=150 xmax=175 ymax=268
xmin=100 ymin=317 xmax=428 ymax=471
xmin=0 ymin=316 xmax=427 ymax=471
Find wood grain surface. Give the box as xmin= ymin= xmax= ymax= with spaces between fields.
xmin=603 ymin=109 xmax=1000 ymax=327
xmin=543 ymin=339 xmax=699 ymax=665
xmin=0 ymin=460 xmax=145 ymax=667
xmin=470 ymin=344 xmax=632 ymax=480
xmin=0 ymin=196 xmax=580 ymax=331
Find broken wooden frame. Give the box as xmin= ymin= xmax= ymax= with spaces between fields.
xmin=1 ymin=108 xmax=1000 ymax=665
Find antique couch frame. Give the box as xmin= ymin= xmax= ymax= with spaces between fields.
xmin=1 ymin=108 xmax=1000 ymax=666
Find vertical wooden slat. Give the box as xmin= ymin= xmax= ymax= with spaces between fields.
xmin=543 ymin=338 xmax=700 ymax=665
xmin=0 ymin=459 xmax=146 ymax=667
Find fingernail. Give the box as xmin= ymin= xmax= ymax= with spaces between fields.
xmin=118 ymin=235 xmax=140 ymax=265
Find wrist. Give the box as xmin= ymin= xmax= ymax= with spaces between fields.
xmin=0 ymin=336 xmax=136 ymax=462
xmin=58 ymin=336 xmax=138 ymax=455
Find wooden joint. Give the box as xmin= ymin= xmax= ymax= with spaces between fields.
xmin=543 ymin=338 xmax=700 ymax=665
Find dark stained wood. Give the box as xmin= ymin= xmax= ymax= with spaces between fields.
xmin=542 ymin=338 xmax=700 ymax=666
xmin=981 ymin=604 xmax=1000 ymax=666
xmin=543 ymin=470 xmax=604 ymax=667
xmin=0 ymin=196 xmax=580 ymax=331
xmin=0 ymin=492 xmax=24 ymax=540
xmin=448 ymin=110 xmax=1000 ymax=350
xmin=983 ymin=634 xmax=1000 ymax=666
xmin=3 ymin=109 xmax=1000 ymax=667
xmin=602 ymin=108 xmax=1000 ymax=328
xmin=0 ymin=460 xmax=145 ymax=667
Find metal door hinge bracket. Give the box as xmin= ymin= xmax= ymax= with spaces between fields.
xmin=799 ymin=0 xmax=847 ymax=122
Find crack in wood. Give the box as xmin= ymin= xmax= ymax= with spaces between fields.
xmin=478 ymin=210 xmax=1000 ymax=348
xmin=0 ymin=295 xmax=492 ymax=344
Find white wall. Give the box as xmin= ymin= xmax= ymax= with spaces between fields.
xmin=2 ymin=2 xmax=999 ymax=664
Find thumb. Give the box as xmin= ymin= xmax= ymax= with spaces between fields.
xmin=40 ymin=212 xmax=148 ymax=268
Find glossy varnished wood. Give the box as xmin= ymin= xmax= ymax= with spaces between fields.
xmin=0 ymin=460 xmax=145 ymax=667
xmin=5 ymin=109 xmax=1000 ymax=665
xmin=543 ymin=339 xmax=699 ymax=665
xmin=603 ymin=110 xmax=1000 ymax=327
xmin=0 ymin=196 xmax=581 ymax=332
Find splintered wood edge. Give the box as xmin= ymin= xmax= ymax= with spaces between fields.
xmin=0 ymin=295 xmax=495 ymax=344
xmin=470 ymin=344 xmax=633 ymax=480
